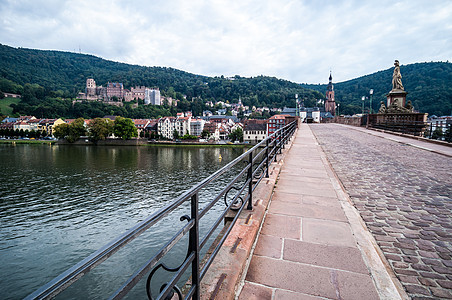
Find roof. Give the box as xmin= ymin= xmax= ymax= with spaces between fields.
xmin=27 ymin=119 xmax=42 ymax=124
xmin=269 ymin=115 xmax=287 ymax=120
xmin=282 ymin=107 xmax=298 ymax=117
xmin=244 ymin=123 xmax=267 ymax=131
xmin=2 ymin=117 xmax=18 ymax=123
xmin=133 ymin=119 xmax=151 ymax=125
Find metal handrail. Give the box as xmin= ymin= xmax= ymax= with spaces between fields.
xmin=25 ymin=120 xmax=298 ymax=300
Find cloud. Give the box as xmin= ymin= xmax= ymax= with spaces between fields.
xmin=1 ymin=0 xmax=451 ymax=84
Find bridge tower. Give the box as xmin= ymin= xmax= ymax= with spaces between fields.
xmin=324 ymin=72 xmax=336 ymax=116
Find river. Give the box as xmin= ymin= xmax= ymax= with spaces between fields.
xmin=0 ymin=144 xmax=245 ymax=299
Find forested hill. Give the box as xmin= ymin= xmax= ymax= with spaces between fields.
xmin=0 ymin=43 xmax=322 ymax=109
xmin=1 ymin=44 xmax=450 ymax=117
xmin=302 ymin=62 xmax=452 ymax=116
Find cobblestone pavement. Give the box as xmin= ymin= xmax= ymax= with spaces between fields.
xmin=311 ymin=124 xmax=452 ymax=300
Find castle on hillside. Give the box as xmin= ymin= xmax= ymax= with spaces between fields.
xmin=77 ymin=78 xmax=160 ymax=106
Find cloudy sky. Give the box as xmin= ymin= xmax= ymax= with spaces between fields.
xmin=1 ymin=0 xmax=451 ymax=84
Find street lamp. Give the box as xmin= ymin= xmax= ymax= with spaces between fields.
xmin=369 ymin=89 xmax=374 ymax=114
xmin=337 ymin=103 xmax=340 ymax=116
xmin=361 ymin=96 xmax=365 ymax=115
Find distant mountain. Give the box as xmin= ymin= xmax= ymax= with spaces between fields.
xmin=302 ymin=62 xmax=452 ymax=116
xmin=0 ymin=43 xmax=323 ymax=110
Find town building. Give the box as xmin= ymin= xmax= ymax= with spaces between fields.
xmin=158 ymin=117 xmax=176 ymax=139
xmin=300 ymin=107 xmax=321 ymax=123
xmin=203 ymin=121 xmax=220 ymax=141
xmin=133 ymin=119 xmax=151 ymax=137
xmin=175 ymin=116 xmax=191 ymax=136
xmin=190 ymin=118 xmax=205 ymax=137
xmin=244 ymin=119 xmax=267 ymax=144
xmin=267 ymin=114 xmax=290 ymax=136
xmin=145 ymin=88 xmax=161 ymax=105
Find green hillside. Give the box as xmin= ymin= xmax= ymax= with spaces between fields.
xmin=0 ymin=43 xmax=450 ymax=117
xmin=0 ymin=44 xmax=322 ymax=114
xmin=303 ymin=62 xmax=452 ymax=116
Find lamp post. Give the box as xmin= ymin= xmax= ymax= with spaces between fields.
xmin=361 ymin=96 xmax=365 ymax=115
xmin=369 ymin=89 xmax=374 ymax=114
xmin=337 ymin=103 xmax=340 ymax=116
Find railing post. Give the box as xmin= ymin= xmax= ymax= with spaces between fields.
xmin=265 ymin=138 xmax=269 ymax=178
xmin=247 ymin=151 xmax=253 ymax=210
xmin=273 ymin=135 xmax=277 ymax=161
xmin=282 ymin=126 xmax=285 ymax=149
xmin=190 ymin=193 xmax=200 ymax=299
xmin=448 ymin=123 xmax=451 ymax=143
xmin=278 ymin=129 xmax=282 ymax=154
xmin=429 ymin=123 xmax=433 ymax=139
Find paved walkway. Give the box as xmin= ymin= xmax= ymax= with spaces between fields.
xmin=311 ymin=124 xmax=452 ymax=299
xmin=237 ymin=124 xmax=400 ymax=299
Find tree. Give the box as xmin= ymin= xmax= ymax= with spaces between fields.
xmin=201 ymin=129 xmax=210 ymax=139
xmin=54 ymin=118 xmax=86 ymax=142
xmin=229 ymin=127 xmax=243 ymax=142
xmin=173 ymin=129 xmax=180 ymax=140
xmin=113 ymin=116 xmax=137 ymax=140
xmin=67 ymin=118 xmax=86 ymax=143
xmin=53 ymin=123 xmax=70 ymax=139
xmin=88 ymin=118 xmax=113 ymax=142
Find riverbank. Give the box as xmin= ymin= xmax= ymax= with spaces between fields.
xmin=0 ymin=139 xmax=54 ymax=145
xmin=55 ymin=138 xmax=250 ymax=147
xmin=1 ymin=137 xmax=251 ymax=147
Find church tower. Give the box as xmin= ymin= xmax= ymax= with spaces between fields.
xmin=324 ymin=72 xmax=336 ymax=116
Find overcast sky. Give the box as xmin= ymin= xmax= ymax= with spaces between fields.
xmin=1 ymin=0 xmax=451 ymax=84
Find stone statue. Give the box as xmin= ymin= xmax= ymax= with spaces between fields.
xmin=392 ymin=60 xmax=404 ymax=90
xmin=405 ymin=100 xmax=414 ymax=112
xmin=378 ymin=101 xmax=387 ymax=114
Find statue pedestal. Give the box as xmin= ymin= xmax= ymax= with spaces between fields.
xmin=387 ymin=89 xmax=407 ymax=108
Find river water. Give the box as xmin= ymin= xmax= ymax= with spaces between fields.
xmin=0 ymin=144 xmax=245 ymax=299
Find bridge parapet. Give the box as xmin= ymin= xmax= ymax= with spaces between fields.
xmin=25 ymin=122 xmax=297 ymax=300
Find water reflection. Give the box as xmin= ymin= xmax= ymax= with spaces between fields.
xmin=0 ymin=144 xmax=244 ymax=299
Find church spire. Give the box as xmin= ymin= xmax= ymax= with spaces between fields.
xmin=325 ymin=71 xmax=336 ymax=116
xmin=327 ymin=71 xmax=333 ymax=92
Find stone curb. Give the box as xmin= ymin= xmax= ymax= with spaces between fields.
xmin=199 ymin=130 xmax=297 ymax=300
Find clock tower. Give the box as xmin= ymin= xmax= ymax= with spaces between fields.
xmin=325 ymin=72 xmax=336 ymax=116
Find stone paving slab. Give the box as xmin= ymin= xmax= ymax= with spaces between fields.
xmin=311 ymin=123 xmax=452 ymax=299
xmin=238 ymin=124 xmax=398 ymax=300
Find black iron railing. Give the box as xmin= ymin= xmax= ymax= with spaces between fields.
xmin=25 ymin=121 xmax=298 ymax=300
xmin=372 ymin=120 xmax=452 ymax=143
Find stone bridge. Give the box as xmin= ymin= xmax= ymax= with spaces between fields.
xmin=203 ymin=123 xmax=452 ymax=300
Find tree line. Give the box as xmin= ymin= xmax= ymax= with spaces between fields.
xmin=53 ymin=116 xmax=137 ymax=142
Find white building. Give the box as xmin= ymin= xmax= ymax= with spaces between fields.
xmin=158 ymin=117 xmax=176 ymax=139
xmin=145 ymin=88 xmax=161 ymax=105
xmin=175 ymin=116 xmax=191 ymax=136
xmin=190 ymin=118 xmax=205 ymax=136
xmin=244 ymin=121 xmax=267 ymax=144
